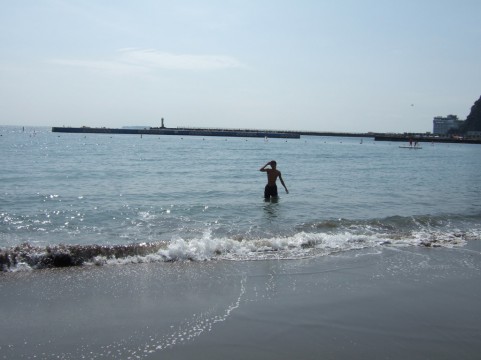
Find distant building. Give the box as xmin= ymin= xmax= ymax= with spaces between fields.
xmin=433 ymin=115 xmax=464 ymax=135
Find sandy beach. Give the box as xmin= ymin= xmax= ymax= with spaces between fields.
xmin=1 ymin=242 xmax=481 ymax=360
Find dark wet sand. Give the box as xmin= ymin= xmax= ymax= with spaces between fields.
xmin=1 ymin=242 xmax=481 ymax=360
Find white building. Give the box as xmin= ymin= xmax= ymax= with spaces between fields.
xmin=433 ymin=115 xmax=464 ymax=135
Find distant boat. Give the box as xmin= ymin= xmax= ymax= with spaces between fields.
xmin=399 ymin=145 xmax=422 ymax=149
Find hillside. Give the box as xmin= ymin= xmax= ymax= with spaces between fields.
xmin=462 ymin=95 xmax=481 ymax=133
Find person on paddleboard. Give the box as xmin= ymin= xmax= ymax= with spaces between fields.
xmin=260 ymin=160 xmax=289 ymax=198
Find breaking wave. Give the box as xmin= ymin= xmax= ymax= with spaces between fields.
xmin=2 ymin=214 xmax=480 ymax=272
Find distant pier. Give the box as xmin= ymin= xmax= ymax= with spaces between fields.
xmin=51 ymin=127 xmax=300 ymax=139
xmin=51 ymin=127 xmax=481 ymax=144
xmin=374 ymin=134 xmax=481 ymax=144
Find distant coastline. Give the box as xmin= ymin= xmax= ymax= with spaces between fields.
xmin=51 ymin=126 xmax=481 ymax=144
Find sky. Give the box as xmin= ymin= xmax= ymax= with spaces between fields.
xmin=1 ymin=0 xmax=480 ymax=133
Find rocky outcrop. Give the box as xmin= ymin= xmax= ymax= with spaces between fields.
xmin=462 ymin=95 xmax=481 ymax=133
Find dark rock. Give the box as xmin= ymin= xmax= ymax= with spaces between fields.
xmin=462 ymin=95 xmax=481 ymax=133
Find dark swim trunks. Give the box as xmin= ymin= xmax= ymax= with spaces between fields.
xmin=264 ymin=184 xmax=278 ymax=198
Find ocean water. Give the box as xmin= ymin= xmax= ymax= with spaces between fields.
xmin=1 ymin=126 xmax=480 ymax=271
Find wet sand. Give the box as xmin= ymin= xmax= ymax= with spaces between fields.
xmin=1 ymin=242 xmax=481 ymax=360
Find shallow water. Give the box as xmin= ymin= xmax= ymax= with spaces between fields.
xmin=1 ymin=126 xmax=480 ymax=270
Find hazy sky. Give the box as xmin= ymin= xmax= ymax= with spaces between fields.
xmin=1 ymin=0 xmax=480 ymax=132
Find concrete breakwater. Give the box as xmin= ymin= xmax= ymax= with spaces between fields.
xmin=374 ymin=134 xmax=481 ymax=144
xmin=51 ymin=127 xmax=481 ymax=144
xmin=51 ymin=127 xmax=300 ymax=139
xmin=51 ymin=126 xmax=376 ymax=139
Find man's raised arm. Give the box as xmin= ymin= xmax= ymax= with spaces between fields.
xmin=260 ymin=161 xmax=272 ymax=171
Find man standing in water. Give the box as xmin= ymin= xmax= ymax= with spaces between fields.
xmin=260 ymin=160 xmax=289 ymax=198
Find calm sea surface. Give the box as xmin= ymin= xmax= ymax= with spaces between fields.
xmin=1 ymin=126 xmax=480 ymax=270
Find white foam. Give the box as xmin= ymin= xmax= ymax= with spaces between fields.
xmin=3 ymin=227 xmax=477 ymax=272
xmin=80 ymin=227 xmax=476 ymax=268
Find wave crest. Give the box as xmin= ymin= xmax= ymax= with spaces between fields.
xmin=0 ymin=242 xmax=166 ymax=271
xmin=1 ymin=223 xmax=477 ymax=272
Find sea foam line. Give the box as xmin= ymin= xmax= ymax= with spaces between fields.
xmin=1 ymin=227 xmax=475 ymax=272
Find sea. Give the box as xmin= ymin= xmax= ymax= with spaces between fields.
xmin=1 ymin=126 xmax=480 ymax=271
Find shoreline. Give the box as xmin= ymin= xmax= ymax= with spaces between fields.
xmin=1 ymin=242 xmax=481 ymax=359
